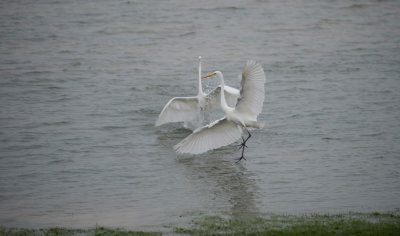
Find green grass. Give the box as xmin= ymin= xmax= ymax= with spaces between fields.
xmin=1 ymin=212 xmax=399 ymax=235
xmin=173 ymin=212 xmax=400 ymax=235
xmin=0 ymin=226 xmax=161 ymax=236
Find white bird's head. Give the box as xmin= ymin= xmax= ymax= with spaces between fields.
xmin=201 ymin=71 xmax=221 ymax=79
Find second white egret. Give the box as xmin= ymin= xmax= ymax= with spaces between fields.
xmin=155 ymin=56 xmax=240 ymax=128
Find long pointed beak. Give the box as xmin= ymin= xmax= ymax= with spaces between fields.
xmin=201 ymin=72 xmax=216 ymax=79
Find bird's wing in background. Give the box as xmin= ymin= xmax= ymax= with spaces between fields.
xmin=155 ymin=97 xmax=199 ymax=126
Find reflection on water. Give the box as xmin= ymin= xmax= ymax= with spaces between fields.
xmin=178 ymin=152 xmax=260 ymax=218
xmin=156 ymin=126 xmax=192 ymax=148
xmin=157 ymin=125 xmax=260 ymax=218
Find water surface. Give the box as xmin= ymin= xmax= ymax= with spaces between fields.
xmin=1 ymin=0 xmax=400 ymax=230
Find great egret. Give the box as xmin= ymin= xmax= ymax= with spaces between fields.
xmin=174 ymin=60 xmax=265 ymax=161
xmin=155 ymin=56 xmax=240 ymax=127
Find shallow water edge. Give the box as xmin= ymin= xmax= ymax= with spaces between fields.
xmin=1 ymin=210 xmax=399 ymax=235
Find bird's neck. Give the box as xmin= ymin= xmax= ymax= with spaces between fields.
xmin=198 ymin=60 xmax=204 ymax=95
xmin=218 ymin=73 xmax=230 ymax=112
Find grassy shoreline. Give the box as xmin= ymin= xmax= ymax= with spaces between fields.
xmin=1 ymin=212 xmax=399 ymax=235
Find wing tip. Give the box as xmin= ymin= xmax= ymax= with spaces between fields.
xmin=155 ymin=117 xmax=162 ymax=126
xmin=174 ymin=138 xmax=202 ymax=155
xmin=245 ymin=59 xmax=260 ymax=67
xmin=242 ymin=60 xmax=266 ymax=82
xmin=173 ymin=140 xmax=188 ymax=154
xmin=244 ymin=60 xmax=263 ymax=72
xmin=173 ymin=144 xmax=195 ymax=155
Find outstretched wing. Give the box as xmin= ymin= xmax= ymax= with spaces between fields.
xmin=236 ymin=60 xmax=266 ymax=119
xmin=206 ymin=85 xmax=240 ymax=108
xmin=174 ymin=117 xmax=242 ymax=154
xmin=155 ymin=97 xmax=199 ymax=126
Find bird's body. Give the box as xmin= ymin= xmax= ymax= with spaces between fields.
xmin=174 ymin=60 xmax=266 ymax=160
xmin=155 ymin=56 xmax=240 ymax=128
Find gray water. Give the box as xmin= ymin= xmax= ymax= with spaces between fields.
xmin=1 ymin=0 xmax=400 ymax=231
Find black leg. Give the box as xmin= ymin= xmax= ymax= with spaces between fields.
xmin=237 ymin=137 xmax=248 ymax=150
xmin=244 ymin=130 xmax=252 ymax=143
xmin=236 ymin=130 xmax=251 ymax=162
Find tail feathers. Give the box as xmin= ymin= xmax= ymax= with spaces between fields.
xmin=246 ymin=121 xmax=264 ymax=129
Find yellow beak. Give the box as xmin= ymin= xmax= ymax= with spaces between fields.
xmin=201 ymin=72 xmax=216 ymax=79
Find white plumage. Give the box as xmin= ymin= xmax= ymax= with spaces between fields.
xmin=155 ymin=97 xmax=199 ymax=126
xmin=173 ymin=117 xmax=242 ymax=154
xmin=236 ymin=60 xmax=266 ymax=119
xmin=205 ymin=85 xmax=240 ymax=109
xmin=174 ymin=60 xmax=266 ymax=156
xmin=155 ymin=56 xmax=240 ymax=127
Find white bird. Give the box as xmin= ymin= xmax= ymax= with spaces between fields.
xmin=155 ymin=56 xmax=240 ymax=127
xmin=174 ymin=60 xmax=266 ymax=161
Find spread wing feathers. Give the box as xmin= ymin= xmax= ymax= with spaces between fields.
xmin=206 ymin=85 xmax=240 ymax=108
xmin=155 ymin=97 xmax=199 ymax=126
xmin=174 ymin=117 xmax=243 ymax=154
xmin=236 ymin=60 xmax=266 ymax=119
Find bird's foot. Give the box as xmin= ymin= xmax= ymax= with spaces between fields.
xmin=235 ymin=155 xmax=247 ymax=163
xmin=237 ymin=142 xmax=248 ymax=150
